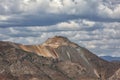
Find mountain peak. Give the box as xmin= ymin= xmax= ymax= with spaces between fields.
xmin=18 ymin=36 xmax=78 ymax=58
xmin=0 ymin=37 xmax=119 ymax=80
xmin=42 ymin=36 xmax=78 ymax=48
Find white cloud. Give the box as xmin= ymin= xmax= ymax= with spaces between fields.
xmin=57 ymin=21 xmax=79 ymax=30
xmin=0 ymin=19 xmax=120 ymax=56
xmin=98 ymin=3 xmax=120 ymax=19
xmin=82 ymin=20 xmax=95 ymax=27
xmin=0 ymin=0 xmax=120 ymax=27
xmin=0 ymin=0 xmax=120 ymax=57
xmin=0 ymin=15 xmax=10 ymax=20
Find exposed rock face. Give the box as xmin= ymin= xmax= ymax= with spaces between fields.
xmin=19 ymin=36 xmax=78 ymax=58
xmin=109 ymin=68 xmax=120 ymax=80
xmin=0 ymin=36 xmax=119 ymax=80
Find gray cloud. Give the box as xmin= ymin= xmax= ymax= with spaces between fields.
xmin=0 ymin=20 xmax=120 ymax=56
xmin=0 ymin=0 xmax=120 ymax=27
xmin=0 ymin=0 xmax=120 ymax=57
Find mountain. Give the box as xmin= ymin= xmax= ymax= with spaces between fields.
xmin=0 ymin=36 xmax=120 ymax=80
xmin=100 ymin=56 xmax=120 ymax=62
xmin=109 ymin=68 xmax=120 ymax=80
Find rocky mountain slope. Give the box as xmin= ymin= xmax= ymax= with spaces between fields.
xmin=109 ymin=68 xmax=120 ymax=80
xmin=0 ymin=36 xmax=120 ymax=80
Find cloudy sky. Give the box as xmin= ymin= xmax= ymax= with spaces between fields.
xmin=0 ymin=0 xmax=120 ymax=57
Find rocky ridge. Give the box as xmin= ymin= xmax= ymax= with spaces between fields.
xmin=0 ymin=36 xmax=119 ymax=80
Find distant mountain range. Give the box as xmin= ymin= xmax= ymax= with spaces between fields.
xmin=100 ymin=56 xmax=120 ymax=62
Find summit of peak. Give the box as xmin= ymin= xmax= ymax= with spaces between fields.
xmin=45 ymin=36 xmax=70 ymax=43
xmin=42 ymin=36 xmax=78 ymax=48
